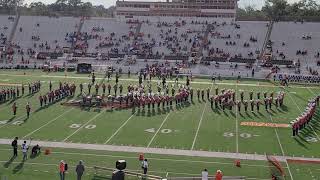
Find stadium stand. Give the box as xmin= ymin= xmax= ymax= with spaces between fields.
xmin=0 ymin=15 xmax=15 ymax=46
xmin=13 ymin=16 xmax=79 ymax=51
xmin=269 ymin=21 xmax=320 ymax=68
xmin=80 ymin=18 xmax=136 ymax=55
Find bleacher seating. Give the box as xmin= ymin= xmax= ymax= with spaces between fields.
xmin=139 ymin=21 xmax=205 ymax=57
xmin=81 ymin=18 xmax=136 ymax=54
xmin=0 ymin=15 xmax=15 ymax=45
xmin=204 ymin=21 xmax=268 ymax=59
xmin=270 ymin=21 xmax=320 ymax=67
xmin=13 ymin=16 xmax=79 ymax=51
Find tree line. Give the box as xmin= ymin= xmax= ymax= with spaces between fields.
xmin=238 ymin=0 xmax=320 ymax=21
xmin=0 ymin=0 xmax=319 ymax=21
xmin=0 ymin=0 xmax=114 ymax=17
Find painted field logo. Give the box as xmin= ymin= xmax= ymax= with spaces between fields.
xmin=240 ymin=122 xmax=290 ymax=128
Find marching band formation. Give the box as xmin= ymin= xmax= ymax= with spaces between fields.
xmin=291 ymin=96 xmax=319 ymax=136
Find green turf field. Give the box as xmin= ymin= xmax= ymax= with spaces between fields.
xmin=0 ymin=69 xmax=319 ymax=180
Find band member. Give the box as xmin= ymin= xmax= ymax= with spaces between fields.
xmin=12 ymin=102 xmax=17 ymax=116
xmin=268 ymin=97 xmax=272 ymax=109
xmin=146 ymin=96 xmax=151 ymax=109
xmin=39 ymin=95 xmax=43 ymax=107
xmin=250 ymin=100 xmax=254 ymax=111
xmin=79 ymin=83 xmax=83 ymax=94
xmin=264 ymin=98 xmax=268 ymax=110
xmin=197 ymin=89 xmax=200 ymax=100
xmin=102 ymin=83 xmax=106 ymax=94
xmin=151 ymin=96 xmax=155 ymax=109
xmin=257 ymin=92 xmax=260 ymax=99
xmin=171 ymin=88 xmax=176 ymax=97
xmin=201 ymin=89 xmax=205 ymax=101
xmin=215 ymin=87 xmax=219 ymax=95
xmin=26 ymin=102 xmax=31 ymax=118
xmin=108 ymin=84 xmax=111 ymax=95
xmin=263 ymin=92 xmax=267 ymax=99
xmin=119 ymin=84 xmax=123 ymax=95
xmin=256 ymin=100 xmax=260 ymax=112
xmin=88 ymin=83 xmax=92 ymax=94
xmin=274 ymin=97 xmax=279 ymax=108
xmin=22 ymin=84 xmax=25 ymax=95
xmin=95 ymin=84 xmax=99 ymax=94
xmin=190 ymin=88 xmax=193 ymax=101
xmin=236 ymin=100 xmax=241 ymax=112
xmin=43 ymin=95 xmax=47 ymax=105
xmin=231 ymin=91 xmax=235 ymax=102
xmin=249 ymin=91 xmax=253 ymax=100
xmin=214 ymin=96 xmax=219 ymax=108
xmin=114 ymin=84 xmax=118 ymax=96
xmin=206 ymin=88 xmax=210 ymax=100
xmin=240 ymin=91 xmax=244 ymax=102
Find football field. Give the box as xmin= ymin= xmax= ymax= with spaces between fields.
xmin=0 ymin=69 xmax=319 ymax=180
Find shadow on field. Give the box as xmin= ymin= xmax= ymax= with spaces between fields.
xmin=3 ymin=156 xmax=16 ymax=168
xmin=7 ymin=116 xmax=15 ymax=123
xmin=294 ymin=136 xmax=309 ymax=150
xmin=279 ymin=105 xmax=288 ymax=112
xmin=92 ymin=175 xmax=112 ymax=180
xmin=12 ymin=160 xmax=24 ymax=174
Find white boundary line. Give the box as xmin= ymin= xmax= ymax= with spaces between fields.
xmin=269 ymin=115 xmax=294 ymax=180
xmin=191 ymin=83 xmax=214 ymax=150
xmin=23 ymin=108 xmax=74 ymax=138
xmin=63 ymin=112 xmax=103 ymax=142
xmin=147 ymin=113 xmax=171 ymax=148
xmin=104 ymin=113 xmax=136 ymax=144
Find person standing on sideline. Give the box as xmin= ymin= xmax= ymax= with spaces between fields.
xmin=215 ymin=170 xmax=223 ymax=180
xmin=201 ymin=169 xmax=208 ymax=180
xmin=21 ymin=140 xmax=28 ymax=161
xmin=59 ymin=160 xmax=66 ymax=180
xmin=11 ymin=137 xmax=18 ymax=157
xmin=76 ymin=160 xmax=85 ymax=180
xmin=142 ymin=159 xmax=148 ymax=175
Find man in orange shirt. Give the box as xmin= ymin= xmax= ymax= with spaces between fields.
xmin=215 ymin=170 xmax=223 ymax=180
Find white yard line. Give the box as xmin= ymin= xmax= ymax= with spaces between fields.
xmin=23 ymin=108 xmax=74 ymax=138
xmin=191 ymin=83 xmax=214 ymax=150
xmin=63 ymin=112 xmax=103 ymax=142
xmin=269 ymin=115 xmax=294 ymax=180
xmin=287 ymin=90 xmax=320 ymax=140
xmin=235 ymin=83 xmax=239 ymax=153
xmin=104 ymin=113 xmax=136 ymax=144
xmin=147 ymin=113 xmax=171 ymax=148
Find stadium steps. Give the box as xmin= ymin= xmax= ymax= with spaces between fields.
xmin=135 ymin=23 xmax=142 ymax=38
xmin=71 ymin=17 xmax=85 ymax=51
xmin=7 ymin=11 xmax=20 ymax=46
xmin=197 ymin=24 xmax=212 ymax=58
xmin=132 ymin=22 xmax=142 ymax=47
xmin=259 ymin=20 xmax=274 ymax=59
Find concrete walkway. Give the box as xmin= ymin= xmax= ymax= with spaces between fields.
xmin=0 ymin=139 xmax=319 ymax=163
